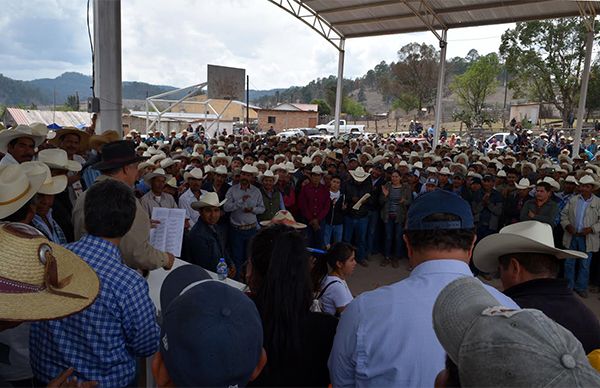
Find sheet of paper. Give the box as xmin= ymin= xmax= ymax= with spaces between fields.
xmin=352 ymin=193 xmax=371 ymax=210
xmin=149 ymin=207 xmax=186 ymax=257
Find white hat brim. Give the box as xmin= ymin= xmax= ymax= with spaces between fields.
xmin=38 ymin=175 xmax=68 ymax=195
xmin=0 ymin=169 xmax=47 ymax=219
xmin=0 ymin=131 xmax=46 ymax=153
xmin=191 ymin=198 xmax=227 ymax=210
xmin=473 ymin=233 xmax=589 ymax=273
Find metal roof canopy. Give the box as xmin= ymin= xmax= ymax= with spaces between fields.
xmin=269 ymin=0 xmax=599 ymax=151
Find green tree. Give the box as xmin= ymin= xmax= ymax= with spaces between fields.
xmin=451 ymin=53 xmax=501 ymax=129
xmin=500 ymin=18 xmax=599 ymax=127
xmin=392 ymin=93 xmax=419 ymax=114
xmin=65 ymin=94 xmax=79 ymax=111
xmin=343 ymin=97 xmax=367 ymax=117
xmin=357 ymin=86 xmax=366 ymax=102
xmin=586 ymin=63 xmax=600 ymax=119
xmin=391 ymin=43 xmax=439 ymax=110
xmin=310 ymin=98 xmax=331 ymax=116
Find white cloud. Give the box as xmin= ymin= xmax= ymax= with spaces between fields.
xmin=1 ymin=0 xmax=514 ymax=89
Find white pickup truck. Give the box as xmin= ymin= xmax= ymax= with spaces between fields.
xmin=316 ymin=120 xmax=365 ymax=134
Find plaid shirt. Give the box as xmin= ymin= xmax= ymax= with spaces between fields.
xmin=30 ymin=235 xmax=160 ymax=387
xmin=32 ymin=210 xmax=67 ymax=245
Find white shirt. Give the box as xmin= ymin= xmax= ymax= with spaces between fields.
xmin=178 ymin=188 xmax=206 ymax=228
xmin=0 ymin=152 xmax=19 ymax=165
xmin=319 ymin=275 xmax=353 ymax=316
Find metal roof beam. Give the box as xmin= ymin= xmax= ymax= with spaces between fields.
xmin=332 ymin=0 xmax=546 ymax=27
xmin=317 ymin=0 xmax=399 ymax=15
xmin=267 ymin=0 xmax=344 ymax=50
xmin=403 ymin=0 xmax=445 ymax=42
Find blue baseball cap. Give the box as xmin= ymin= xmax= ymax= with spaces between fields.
xmin=160 ymin=265 xmax=263 ymax=387
xmin=405 ymin=190 xmax=474 ymax=230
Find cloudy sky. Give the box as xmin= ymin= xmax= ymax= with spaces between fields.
xmin=1 ymin=0 xmax=514 ymax=89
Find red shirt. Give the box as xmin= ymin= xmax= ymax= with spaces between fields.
xmin=298 ymin=183 xmax=330 ymax=222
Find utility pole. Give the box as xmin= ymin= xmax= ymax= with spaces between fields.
xmin=246 ymin=75 xmax=250 ymax=128
xmin=503 ymin=65 xmax=508 ymax=129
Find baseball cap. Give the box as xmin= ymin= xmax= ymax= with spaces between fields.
xmin=425 ymin=177 xmax=438 ymax=186
xmin=405 ymin=190 xmax=474 ymax=230
xmin=433 ymin=277 xmax=600 ymax=387
xmin=159 ymin=265 xmax=263 ymax=387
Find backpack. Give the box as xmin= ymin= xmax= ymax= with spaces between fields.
xmin=310 ymin=280 xmax=341 ymax=314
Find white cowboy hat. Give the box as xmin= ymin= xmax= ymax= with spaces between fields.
xmin=159 ymin=157 xmax=179 ymax=170
xmin=37 ymin=148 xmax=82 ymax=172
xmin=0 ymin=124 xmax=47 ymax=153
xmin=473 ymin=221 xmax=589 ymax=273
xmin=541 ymin=177 xmax=560 ymax=191
xmin=137 ymin=161 xmax=154 ymax=171
xmin=214 ymin=165 xmax=229 ymax=176
xmin=143 ymin=168 xmax=172 ymax=186
xmin=349 ymin=167 xmax=370 ymax=182
xmin=259 ymin=210 xmax=306 ymax=229
xmin=284 ymin=161 xmax=297 ymax=173
xmin=0 ymin=163 xmax=47 ymax=219
xmin=241 ymin=164 xmax=259 ymax=175
xmin=22 ymin=162 xmax=67 ymax=196
xmin=183 ymin=167 xmax=204 ymax=182
xmin=191 ymin=192 xmax=227 ymax=210
xmin=413 ymin=161 xmax=423 ymax=169
xmin=578 ymin=175 xmax=600 ymax=188
xmin=149 ymin=153 xmax=166 ymax=164
xmin=211 ymin=152 xmax=232 ymax=166
xmin=565 ymin=175 xmax=579 ymax=184
xmin=514 ymin=178 xmax=532 ymax=190
xmin=258 ymin=170 xmax=279 ymax=184
xmin=166 ymin=177 xmax=178 ymax=189
xmin=438 ymin=167 xmax=452 ymax=176
xmin=204 ymin=165 xmax=214 ymax=174
xmin=311 ymin=166 xmax=325 ymax=175
xmin=497 ymin=170 xmax=507 ymax=178
xmin=270 ymin=163 xmax=285 ymax=173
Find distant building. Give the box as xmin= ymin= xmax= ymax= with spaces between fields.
xmin=2 ymin=107 xmax=91 ymax=128
xmin=257 ymin=103 xmax=318 ymax=132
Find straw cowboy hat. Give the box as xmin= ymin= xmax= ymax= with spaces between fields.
xmin=214 ymin=165 xmax=229 ymax=176
xmin=166 ymin=177 xmax=178 ymax=189
xmin=159 ymin=157 xmax=179 ymax=170
xmin=37 ymin=148 xmax=82 ymax=172
xmin=0 ymin=164 xmax=47 ymax=219
xmin=89 ymin=130 xmax=120 ymax=150
xmin=259 ymin=210 xmax=306 ymax=229
xmin=0 ymin=124 xmax=47 ymax=153
xmin=183 ymin=167 xmax=204 ymax=182
xmin=578 ymin=175 xmax=600 ymax=189
xmin=241 ymin=164 xmax=259 ymax=175
xmin=211 ymin=152 xmax=232 ymax=166
xmin=514 ymin=178 xmax=533 ymax=190
xmin=349 ymin=167 xmax=370 ymax=182
xmin=311 ymin=166 xmax=325 ymax=175
xmin=149 ymin=153 xmax=166 ymax=164
xmin=473 ymin=221 xmax=589 ymax=273
xmin=0 ymin=222 xmax=100 ymax=320
xmin=284 ymin=161 xmax=298 ymax=173
xmin=143 ymin=168 xmax=172 ymax=186
xmin=258 ymin=170 xmax=279 ymax=184
xmin=50 ymin=127 xmax=90 ymax=152
xmin=22 ymin=162 xmax=67 ymax=196
xmin=191 ymin=192 xmax=227 ymax=210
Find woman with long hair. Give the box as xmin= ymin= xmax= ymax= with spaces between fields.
xmin=247 ymin=224 xmax=338 ymax=387
xmin=313 ymin=242 xmax=356 ymax=317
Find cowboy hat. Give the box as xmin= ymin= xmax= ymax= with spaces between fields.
xmin=143 ymin=168 xmax=172 ymax=186
xmin=578 ymin=175 xmax=600 ymax=188
xmin=93 ymin=141 xmax=148 ymax=171
xmin=183 ymin=167 xmax=204 ymax=182
xmin=204 ymin=165 xmax=215 ymax=174
xmin=284 ymin=161 xmax=298 ymax=173
xmin=349 ymin=167 xmax=370 ymax=182
xmin=166 ymin=177 xmax=178 ymax=189
xmin=50 ymin=127 xmax=90 ymax=152
xmin=473 ymin=221 xmax=589 ymax=273
xmin=241 ymin=165 xmax=259 ymax=175
xmin=137 ymin=161 xmax=154 ymax=171
xmin=565 ymin=175 xmax=579 ymax=184
xmin=191 ymin=192 xmax=227 ymax=210
xmin=514 ymin=178 xmax=533 ymax=190
xmin=89 ymin=130 xmax=120 ymax=150
xmin=311 ymin=166 xmax=325 ymax=175
xmin=160 ymin=157 xmax=179 ymax=170
xmin=211 ymin=152 xmax=232 ymax=166
xmin=0 ymin=222 xmax=100 ymax=321
xmin=0 ymin=124 xmax=47 ymax=153
xmin=214 ymin=165 xmax=229 ymax=176
xmin=259 ymin=170 xmax=279 ymax=184
xmin=22 ymin=162 xmax=67 ymax=196
xmin=0 ymin=164 xmax=47 ymax=219
xmin=149 ymin=153 xmax=167 ymax=164
xmin=259 ymin=210 xmax=306 ymax=229
xmin=37 ymin=148 xmax=82 ymax=172
xmin=541 ymin=177 xmax=560 ymax=191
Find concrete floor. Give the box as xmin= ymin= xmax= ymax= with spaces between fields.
xmin=346 ymin=254 xmax=600 ymax=320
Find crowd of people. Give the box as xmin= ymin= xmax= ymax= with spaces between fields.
xmin=0 ymin=120 xmax=600 ymax=386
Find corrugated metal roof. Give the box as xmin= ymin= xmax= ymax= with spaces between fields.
xmin=302 ymin=0 xmax=599 ymax=38
xmin=128 ymin=111 xmax=219 ymax=122
xmin=5 ymin=108 xmax=92 ymax=127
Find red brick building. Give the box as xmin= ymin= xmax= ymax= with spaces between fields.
xmin=257 ymin=103 xmax=318 ymax=132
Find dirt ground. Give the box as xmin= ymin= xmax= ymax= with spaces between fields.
xmin=347 ymin=253 xmax=600 ymax=320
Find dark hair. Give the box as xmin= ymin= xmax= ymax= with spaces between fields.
xmin=404 ymin=213 xmax=475 ymax=252
xmin=251 ymin=225 xmax=313 ymax=367
xmin=445 ymin=355 xmax=462 ymax=387
xmin=84 ymin=179 xmax=136 ymax=238
xmin=536 ymin=182 xmax=553 ymax=191
xmin=498 ymin=252 xmax=559 ymax=277
xmin=1 ymin=196 xmax=37 ymax=223
xmin=312 ymin=242 xmax=355 ymax=289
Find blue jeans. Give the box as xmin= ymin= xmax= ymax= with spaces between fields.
xmin=384 ymin=220 xmax=405 ymax=258
xmin=229 ymin=226 xmax=257 ymax=280
xmin=366 ymin=210 xmax=382 ymax=256
xmin=564 ymin=236 xmax=592 ymax=291
xmin=305 ymin=220 xmax=325 ymax=249
xmin=343 ymin=216 xmax=368 ymax=262
xmin=323 ymin=223 xmax=343 ymax=247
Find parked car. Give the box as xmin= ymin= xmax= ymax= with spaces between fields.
xmin=277 ymin=129 xmax=305 ymax=139
xmin=483 ymin=132 xmax=510 ymax=152
xmin=316 ymin=120 xmax=365 ymax=134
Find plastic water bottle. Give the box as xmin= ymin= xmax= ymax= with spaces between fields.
xmin=216 ymin=258 xmax=228 ymax=281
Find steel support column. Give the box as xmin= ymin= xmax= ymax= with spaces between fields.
xmin=93 ymin=0 xmax=122 ymax=135
xmin=433 ymin=29 xmax=447 ymax=149
xmin=334 ymin=38 xmax=345 ymax=137
xmin=572 ymin=28 xmax=595 ymax=157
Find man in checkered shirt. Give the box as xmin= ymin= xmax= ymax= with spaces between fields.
xmin=30 ymin=179 xmax=160 ymax=387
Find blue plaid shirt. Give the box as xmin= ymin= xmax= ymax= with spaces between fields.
xmin=30 ymin=235 xmax=160 ymax=387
